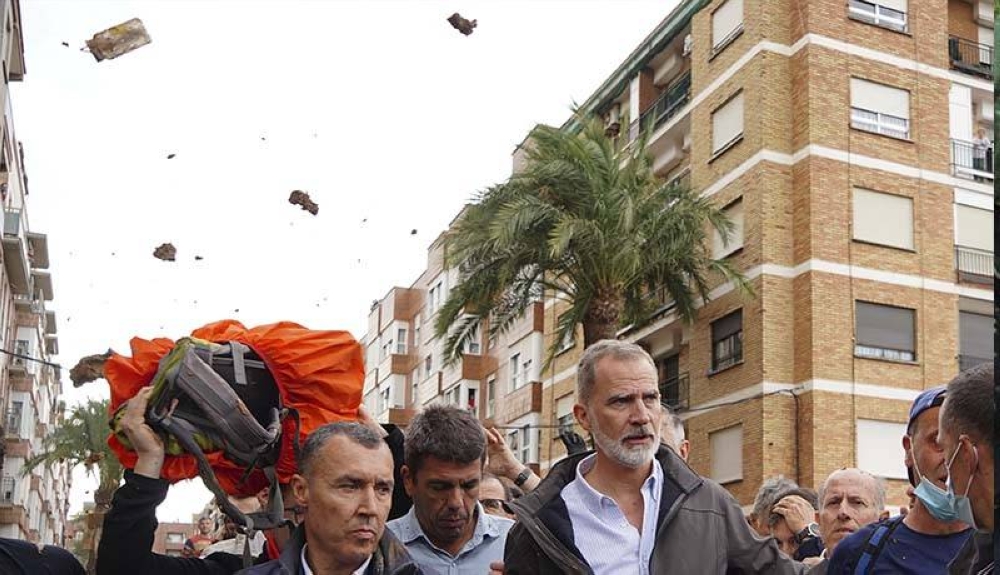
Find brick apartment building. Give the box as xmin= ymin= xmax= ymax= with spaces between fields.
xmin=363 ymin=0 xmax=993 ymax=508
xmin=0 ymin=0 xmax=70 ymax=545
xmin=153 ymin=521 xmax=196 ymax=557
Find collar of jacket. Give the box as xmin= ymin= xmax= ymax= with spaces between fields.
xmin=277 ymin=525 xmax=418 ymax=575
xmin=509 ymin=446 xmax=702 ymax=573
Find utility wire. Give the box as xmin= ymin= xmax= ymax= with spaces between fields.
xmin=0 ymin=347 xmax=61 ymax=369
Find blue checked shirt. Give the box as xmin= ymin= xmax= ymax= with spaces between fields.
xmin=561 ymin=454 xmax=663 ymax=575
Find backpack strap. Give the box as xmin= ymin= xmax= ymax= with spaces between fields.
xmin=851 ymin=516 xmax=905 ymax=575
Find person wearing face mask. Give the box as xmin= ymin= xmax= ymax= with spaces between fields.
xmin=825 ymin=387 xmax=972 ymax=574
xmin=936 ymin=363 xmax=994 ymax=575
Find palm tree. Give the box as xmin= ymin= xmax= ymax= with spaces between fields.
xmin=24 ymin=398 xmax=122 ymax=573
xmin=435 ymin=113 xmax=749 ymax=364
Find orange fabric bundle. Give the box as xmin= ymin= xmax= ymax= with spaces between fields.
xmin=106 ymin=319 xmax=364 ymax=497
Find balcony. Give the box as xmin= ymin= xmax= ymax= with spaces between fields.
xmin=660 ymin=372 xmax=690 ymax=410
xmin=950 ymin=139 xmax=994 ymax=182
xmin=958 ymin=354 xmax=991 ymax=372
xmin=27 ymin=232 xmax=48 ymax=269
xmin=45 ymin=334 xmax=58 ymax=356
xmin=949 ymin=35 xmax=993 ymax=81
xmin=628 ymin=72 xmax=692 ymax=143
xmin=955 ymin=246 xmax=993 ymax=284
xmin=1 ymin=209 xmax=30 ymax=295
xmin=501 ymin=381 xmax=542 ymax=422
xmin=32 ymin=270 xmax=53 ymax=301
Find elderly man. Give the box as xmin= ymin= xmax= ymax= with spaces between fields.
xmin=936 ymin=363 xmax=994 ymax=574
xmin=479 ymin=473 xmax=516 ymax=520
xmin=750 ymin=477 xmax=800 ymax=537
xmin=388 ymin=404 xmax=513 ymax=574
xmin=807 ymin=468 xmax=884 ymax=574
xmin=241 ymin=422 xmax=419 ymax=575
xmin=660 ymin=404 xmax=690 ymax=461
xmin=504 ymin=340 xmax=803 ymax=574
xmin=826 ymin=386 xmax=972 ymax=574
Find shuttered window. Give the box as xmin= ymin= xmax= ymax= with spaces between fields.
xmin=713 ymin=198 xmax=745 ymax=257
xmin=855 ymin=301 xmax=916 ymax=362
xmin=955 ymin=204 xmax=993 ymax=251
xmin=711 ymin=309 xmax=743 ymax=371
xmin=712 ymin=0 xmax=744 ymax=52
xmin=852 ymin=188 xmax=913 ymax=249
xmin=710 ymin=424 xmax=743 ymax=483
xmin=712 ymin=92 xmax=744 ymax=154
xmin=850 ymin=79 xmax=910 ymax=138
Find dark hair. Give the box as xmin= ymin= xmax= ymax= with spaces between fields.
xmin=941 ymin=362 xmax=994 ymax=446
xmin=404 ymin=404 xmax=486 ymax=476
xmin=767 ymin=487 xmax=819 ymax=527
xmin=299 ymin=421 xmax=384 ymax=476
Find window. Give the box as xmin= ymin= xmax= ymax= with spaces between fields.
xmin=856 ymin=420 xmax=908 ymax=479
xmin=848 ymin=0 xmax=907 ymax=33
xmin=556 ymin=395 xmax=575 ymax=437
xmin=522 ymin=358 xmax=534 ymax=385
xmin=710 ymin=424 xmax=743 ymax=483
xmin=411 ymin=369 xmax=419 ymax=405
xmin=557 ymin=329 xmax=576 ymax=354
xmin=396 ymin=328 xmax=407 ymax=355
xmin=446 ymin=385 xmax=460 ymax=406
xmin=712 ymin=92 xmax=744 ymax=155
xmin=713 ymin=197 xmax=744 ymax=257
xmin=428 ymin=282 xmax=443 ymax=314
xmin=958 ymin=310 xmax=993 ymax=370
xmin=508 ymin=429 xmax=520 ymax=458
xmin=852 ymin=188 xmax=913 ymax=250
xmin=1 ymin=476 xmax=14 ymax=502
xmin=380 ymin=338 xmax=393 ymax=361
xmin=518 ymin=425 xmax=533 ymax=463
xmin=510 ymin=353 xmax=522 ymax=390
xmin=380 ymin=387 xmax=391 ymax=412
xmin=423 ymin=355 xmax=433 ymax=378
xmin=711 ymin=309 xmax=743 ymax=371
xmin=414 ymin=314 xmax=422 ymax=346
xmin=464 ymin=323 xmax=481 ymax=355
xmin=954 ymin=204 xmax=993 ymax=252
xmin=486 ymin=377 xmax=496 ymax=417
xmin=850 ymin=78 xmax=910 ymax=139
xmin=855 ymin=301 xmax=916 ymax=362
xmin=467 ymin=387 xmax=477 ymax=412
xmin=166 ymin=532 xmax=185 ymax=545
xmin=5 ymin=400 xmax=22 ymax=437
xmin=711 ymin=0 xmax=744 ymax=54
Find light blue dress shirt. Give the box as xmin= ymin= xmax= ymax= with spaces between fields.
xmin=561 ymin=454 xmax=663 ymax=575
xmin=387 ymin=503 xmax=513 ymax=575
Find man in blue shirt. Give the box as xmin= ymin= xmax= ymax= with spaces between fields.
xmin=826 ymin=386 xmax=972 ymax=574
xmin=388 ymin=405 xmax=513 ymax=574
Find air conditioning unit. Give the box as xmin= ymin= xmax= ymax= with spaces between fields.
xmin=682 ymin=34 xmax=693 ymax=57
xmin=605 ymin=104 xmax=622 ymax=137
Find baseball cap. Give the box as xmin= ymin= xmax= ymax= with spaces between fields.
xmin=907 ymin=386 xmax=947 ymax=430
xmin=905 ymin=386 xmax=946 ymax=486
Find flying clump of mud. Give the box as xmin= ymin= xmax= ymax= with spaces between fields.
xmin=69 ymin=350 xmax=114 ymax=387
xmin=289 ymin=190 xmax=319 ymax=215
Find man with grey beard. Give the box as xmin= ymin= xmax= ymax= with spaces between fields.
xmin=504 ymin=340 xmax=804 ymax=574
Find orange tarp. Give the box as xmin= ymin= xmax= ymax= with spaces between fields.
xmin=106 ymin=319 xmax=364 ymax=497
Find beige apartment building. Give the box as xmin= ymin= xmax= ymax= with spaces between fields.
xmin=363 ymin=0 xmax=994 ymax=507
xmin=0 ymin=0 xmax=70 ymax=545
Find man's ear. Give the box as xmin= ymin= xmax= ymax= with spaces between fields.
xmin=902 ymin=434 xmax=914 ymax=468
xmin=402 ymin=465 xmax=416 ymax=498
xmin=291 ymin=474 xmax=308 ymax=508
xmin=573 ymin=403 xmax=591 ymax=433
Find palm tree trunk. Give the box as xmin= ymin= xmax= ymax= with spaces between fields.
xmin=582 ymin=291 xmax=624 ymax=346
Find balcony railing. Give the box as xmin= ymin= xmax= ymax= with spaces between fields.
xmin=950 ymin=139 xmax=994 ymax=181
xmin=955 ymin=246 xmax=993 ymax=282
xmin=660 ymin=372 xmax=690 ymax=410
xmin=628 ymin=72 xmax=692 ymax=142
xmin=948 ymin=35 xmax=994 ymax=81
xmin=958 ymin=354 xmax=991 ymax=372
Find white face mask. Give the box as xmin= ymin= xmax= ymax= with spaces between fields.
xmin=942 ymin=440 xmax=979 ymax=529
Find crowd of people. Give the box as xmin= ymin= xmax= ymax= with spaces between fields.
xmin=0 ymin=342 xmax=993 ymax=574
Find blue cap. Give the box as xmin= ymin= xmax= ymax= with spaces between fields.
xmin=908 ymin=386 xmax=946 ymax=429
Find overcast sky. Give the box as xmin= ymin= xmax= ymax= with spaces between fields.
xmin=15 ymin=0 xmax=678 ymax=523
